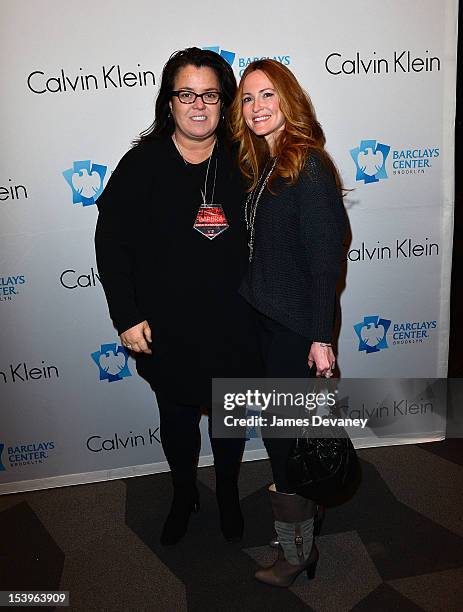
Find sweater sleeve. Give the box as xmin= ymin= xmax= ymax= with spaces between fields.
xmin=297 ymin=154 xmax=347 ymax=343
xmin=94 ymin=146 xmax=147 ymax=335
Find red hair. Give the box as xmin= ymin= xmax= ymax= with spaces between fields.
xmin=229 ymin=59 xmax=342 ymax=192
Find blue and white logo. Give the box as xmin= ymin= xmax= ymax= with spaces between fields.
xmin=203 ymin=46 xmax=291 ymax=76
xmin=350 ymin=140 xmax=390 ymax=184
xmin=91 ymin=343 xmax=132 ymax=382
xmin=7 ymin=441 xmax=56 ymax=468
xmin=237 ymin=53 xmax=291 ymax=76
xmin=354 ymin=315 xmax=392 ymax=354
xmin=245 ymin=406 xmax=261 ymax=440
xmin=0 ymin=275 xmax=26 ymax=302
xmin=203 ymin=46 xmax=236 ymax=66
xmin=63 ymin=160 xmax=107 ymax=206
xmin=0 ymin=443 xmax=5 ymax=471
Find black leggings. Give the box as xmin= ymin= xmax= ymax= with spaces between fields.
xmin=154 ymin=390 xmax=245 ymax=489
xmin=255 ymin=311 xmax=313 ymax=494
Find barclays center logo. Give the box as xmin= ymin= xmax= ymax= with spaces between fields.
xmin=5 ymin=440 xmax=56 ymax=468
xmin=63 ymin=160 xmax=107 ymax=206
xmin=91 ymin=343 xmax=132 ymax=383
xmin=237 ymin=52 xmax=291 ymax=76
xmin=354 ymin=315 xmax=392 ymax=354
xmin=203 ymin=46 xmax=236 ymax=66
xmin=354 ymin=314 xmax=437 ymax=354
xmin=350 ymin=140 xmax=440 ymax=184
xmin=0 ymin=443 xmax=5 ymax=471
xmin=0 ymin=275 xmax=26 ymax=303
xmin=350 ymin=140 xmax=390 ymax=184
xmin=204 ymin=45 xmax=291 ymax=76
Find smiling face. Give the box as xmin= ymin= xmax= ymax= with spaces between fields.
xmin=169 ymin=65 xmax=221 ymax=143
xmin=241 ymin=69 xmax=286 ymax=153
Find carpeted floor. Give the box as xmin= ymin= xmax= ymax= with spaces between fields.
xmin=1 ymin=439 xmax=462 ymax=612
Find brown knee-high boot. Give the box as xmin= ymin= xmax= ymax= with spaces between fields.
xmin=255 ymin=484 xmax=319 ymax=587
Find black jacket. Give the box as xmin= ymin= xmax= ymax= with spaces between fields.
xmin=240 ymin=153 xmax=347 ymax=342
xmin=95 ymin=135 xmax=261 ymax=402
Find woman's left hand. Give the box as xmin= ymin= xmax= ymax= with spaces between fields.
xmin=308 ymin=342 xmax=336 ymax=377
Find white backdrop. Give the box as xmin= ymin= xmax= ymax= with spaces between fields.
xmin=0 ymin=0 xmax=458 ymax=493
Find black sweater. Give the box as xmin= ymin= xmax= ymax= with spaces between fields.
xmin=240 ymin=153 xmax=347 ymax=343
xmin=95 ymin=135 xmax=261 ymax=401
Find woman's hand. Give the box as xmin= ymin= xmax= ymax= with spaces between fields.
xmin=308 ymin=342 xmax=335 ymax=377
xmin=120 ymin=321 xmax=152 ymax=354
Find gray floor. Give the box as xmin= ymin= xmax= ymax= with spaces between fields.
xmin=1 ymin=440 xmax=462 ymax=611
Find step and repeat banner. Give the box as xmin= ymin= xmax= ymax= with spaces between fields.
xmin=0 ymin=0 xmax=458 ymax=493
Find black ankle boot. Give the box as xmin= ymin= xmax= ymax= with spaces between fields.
xmin=160 ymin=488 xmax=200 ymax=546
xmin=216 ymin=480 xmax=244 ymax=542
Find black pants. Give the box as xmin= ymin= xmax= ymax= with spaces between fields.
xmin=155 ymin=390 xmax=245 ymax=491
xmin=255 ymin=311 xmax=313 ymax=494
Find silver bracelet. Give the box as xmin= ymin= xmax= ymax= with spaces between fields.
xmin=318 ymin=342 xmax=332 ymax=348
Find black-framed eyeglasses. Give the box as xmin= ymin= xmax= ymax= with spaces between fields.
xmin=171 ymin=90 xmax=222 ymax=105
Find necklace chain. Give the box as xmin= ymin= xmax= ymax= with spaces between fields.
xmin=245 ymin=158 xmax=278 ymax=261
xmin=172 ymin=133 xmax=189 ymax=166
xmin=173 ymin=133 xmax=217 ymax=206
xmin=200 ymin=144 xmax=217 ymax=205
xmin=172 ymin=133 xmax=215 ymax=164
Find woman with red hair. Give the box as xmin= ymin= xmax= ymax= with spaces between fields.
xmin=230 ymin=60 xmax=347 ymax=587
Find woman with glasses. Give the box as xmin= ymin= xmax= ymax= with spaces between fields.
xmin=95 ymin=48 xmax=261 ymax=545
xmin=230 ymin=60 xmax=347 ymax=587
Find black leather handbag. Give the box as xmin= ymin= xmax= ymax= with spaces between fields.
xmin=286 ymin=423 xmax=358 ymax=503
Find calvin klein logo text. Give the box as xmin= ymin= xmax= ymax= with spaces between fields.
xmin=325 ymin=50 xmax=440 ymax=76
xmin=27 ymin=64 xmax=155 ymax=94
xmin=1 ymin=361 xmax=59 ymax=383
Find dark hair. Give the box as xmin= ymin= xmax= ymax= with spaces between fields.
xmin=134 ymin=47 xmax=237 ymax=145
